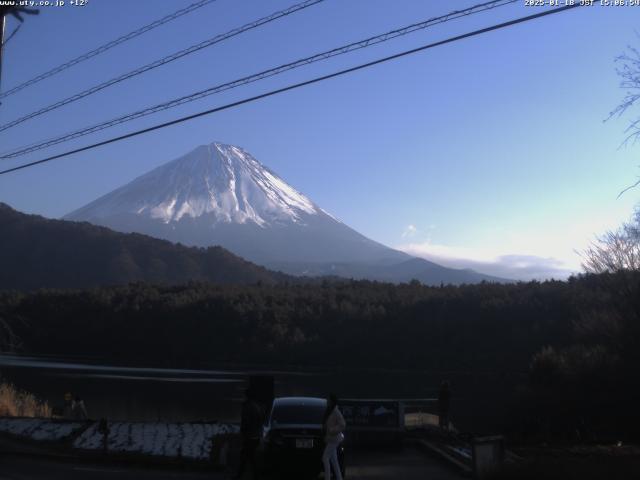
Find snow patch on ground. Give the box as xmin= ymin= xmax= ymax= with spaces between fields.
xmin=73 ymin=422 xmax=239 ymax=460
xmin=0 ymin=418 xmax=84 ymax=441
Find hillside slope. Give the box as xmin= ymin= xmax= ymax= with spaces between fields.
xmin=64 ymin=141 xmax=508 ymax=284
xmin=0 ymin=203 xmax=287 ymax=290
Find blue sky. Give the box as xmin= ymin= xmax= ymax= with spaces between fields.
xmin=0 ymin=0 xmax=638 ymax=280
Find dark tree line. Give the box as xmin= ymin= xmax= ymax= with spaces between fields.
xmin=0 ymin=279 xmax=575 ymax=370
xmin=1 ymin=272 xmax=638 ymax=439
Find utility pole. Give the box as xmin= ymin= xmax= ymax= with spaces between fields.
xmin=0 ymin=12 xmax=6 ymax=95
xmin=0 ymin=6 xmax=39 ymax=99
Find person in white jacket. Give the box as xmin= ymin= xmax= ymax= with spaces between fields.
xmin=322 ymin=393 xmax=346 ymax=480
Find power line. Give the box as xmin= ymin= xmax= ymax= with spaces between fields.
xmin=0 ymin=4 xmax=581 ymax=177
xmin=0 ymin=0 xmax=218 ymax=100
xmin=0 ymin=0 xmax=325 ymax=133
xmin=0 ymin=0 xmax=518 ymax=160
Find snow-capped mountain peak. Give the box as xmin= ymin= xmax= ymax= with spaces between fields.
xmin=68 ymin=142 xmax=323 ymax=227
xmin=65 ymin=140 xmax=410 ymax=267
xmin=64 ymin=140 xmax=508 ymax=284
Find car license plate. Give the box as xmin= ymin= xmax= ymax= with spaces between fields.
xmin=295 ymin=438 xmax=313 ymax=449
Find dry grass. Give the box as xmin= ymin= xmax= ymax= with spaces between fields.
xmin=0 ymin=382 xmax=51 ymax=418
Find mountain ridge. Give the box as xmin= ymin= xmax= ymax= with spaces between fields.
xmin=64 ymin=142 xmax=412 ymax=265
xmin=0 ymin=202 xmax=288 ymax=290
xmin=64 ymin=141 xmax=510 ymax=285
xmin=66 ymin=143 xmax=332 ymax=227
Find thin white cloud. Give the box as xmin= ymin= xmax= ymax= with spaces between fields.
xmin=397 ymin=241 xmax=578 ymax=281
xmin=401 ymin=224 xmax=418 ymax=238
xmin=395 ymin=210 xmax=639 ymax=281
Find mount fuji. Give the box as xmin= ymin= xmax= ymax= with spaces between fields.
xmin=65 ymin=142 xmax=505 ymax=284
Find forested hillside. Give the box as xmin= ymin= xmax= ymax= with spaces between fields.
xmin=2 ymin=272 xmax=638 ymax=438
xmin=0 ymin=203 xmax=287 ymax=289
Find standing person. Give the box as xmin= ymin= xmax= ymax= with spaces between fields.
xmin=72 ymin=395 xmax=88 ymax=420
xmin=438 ymin=381 xmax=451 ymax=430
xmin=233 ymin=388 xmax=264 ymax=480
xmin=322 ymin=393 xmax=345 ymax=480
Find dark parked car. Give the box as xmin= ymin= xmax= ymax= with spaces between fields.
xmin=262 ymin=396 xmax=346 ymax=478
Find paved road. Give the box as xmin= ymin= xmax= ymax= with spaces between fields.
xmin=347 ymin=446 xmax=464 ymax=480
xmin=0 ymin=446 xmax=463 ymax=480
xmin=0 ymin=456 xmax=218 ymax=480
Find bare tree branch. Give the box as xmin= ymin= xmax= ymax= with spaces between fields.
xmin=582 ymin=209 xmax=640 ymax=274
xmin=608 ymin=38 xmax=640 ymax=195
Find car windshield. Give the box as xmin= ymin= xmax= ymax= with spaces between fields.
xmin=271 ymin=403 xmax=326 ymax=425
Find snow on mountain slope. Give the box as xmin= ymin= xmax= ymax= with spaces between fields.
xmin=65 ymin=141 xmax=508 ymax=284
xmin=65 ymin=142 xmax=409 ymax=265
xmin=68 ymin=143 xmax=327 ymax=227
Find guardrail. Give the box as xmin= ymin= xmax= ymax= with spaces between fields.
xmin=337 ymin=398 xmax=439 ymax=446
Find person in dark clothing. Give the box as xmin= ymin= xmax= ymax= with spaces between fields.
xmin=72 ymin=396 xmax=88 ymax=420
xmin=438 ymin=381 xmax=451 ymax=430
xmin=234 ymin=388 xmax=264 ymax=480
